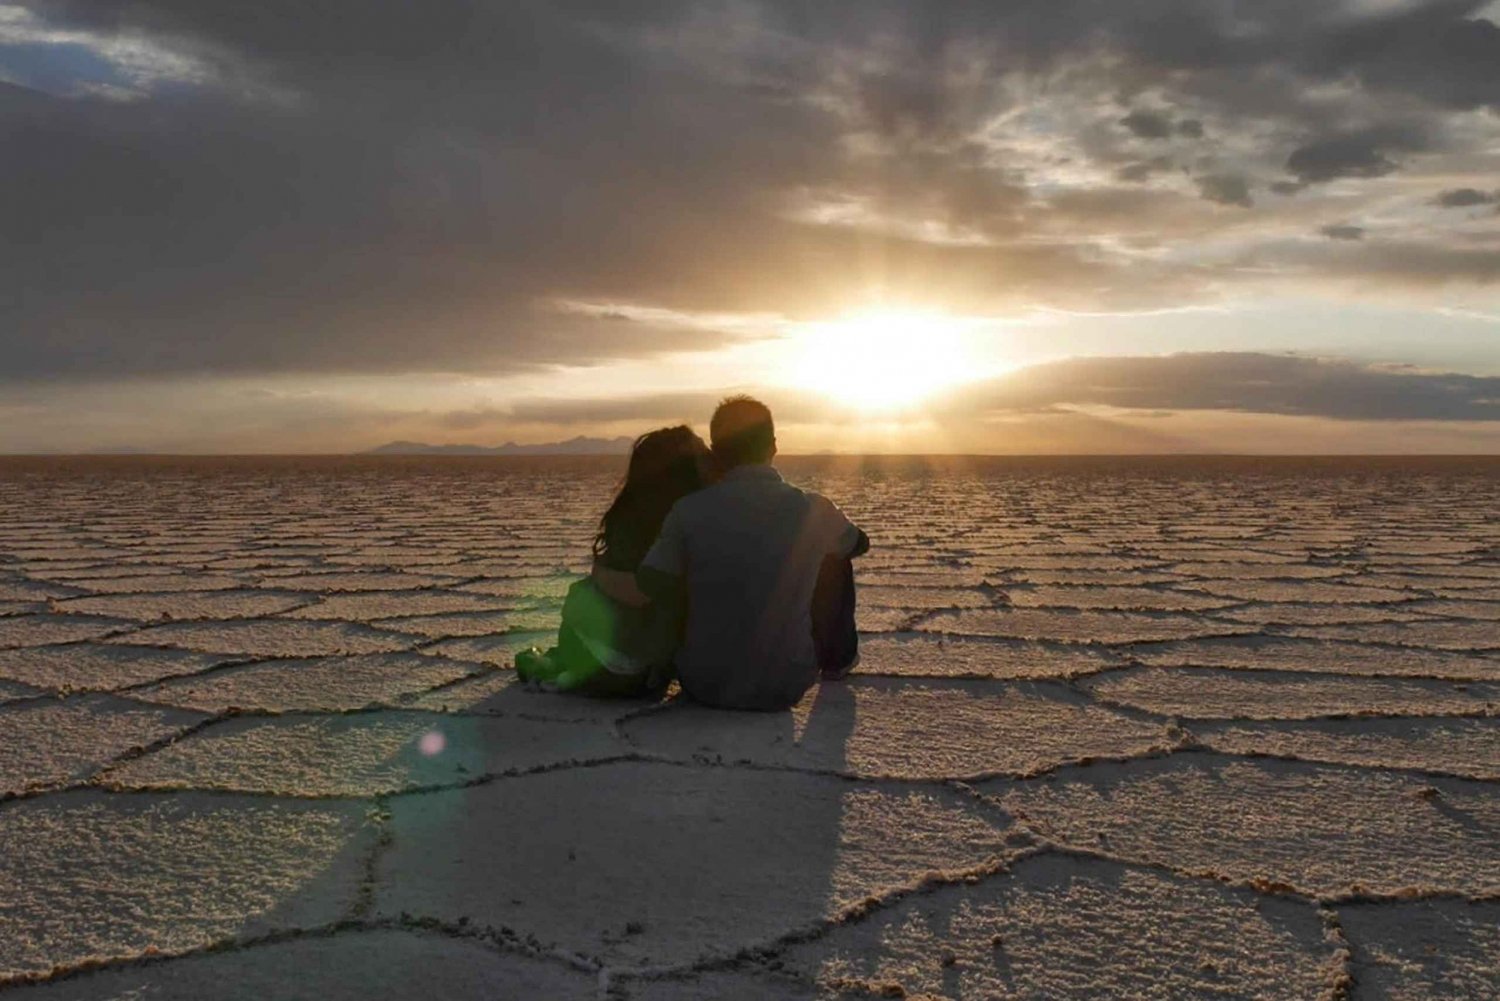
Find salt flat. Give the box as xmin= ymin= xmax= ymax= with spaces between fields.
xmin=0 ymin=455 xmax=1495 ymax=1000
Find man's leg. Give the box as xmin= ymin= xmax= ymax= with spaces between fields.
xmin=811 ymin=554 xmax=859 ymax=678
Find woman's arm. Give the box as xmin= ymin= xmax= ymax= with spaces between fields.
xmin=592 ymin=559 xmax=651 ymax=607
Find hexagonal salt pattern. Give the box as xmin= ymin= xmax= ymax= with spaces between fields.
xmin=128 ymin=653 xmax=484 ymax=713
xmin=1193 ymin=716 xmax=1500 ymax=780
xmin=0 ymin=695 xmax=207 ymax=795
xmin=999 ymin=755 xmax=1500 ymax=898
xmin=101 ymin=711 xmax=628 ymax=796
xmin=0 ymin=791 xmax=371 ymax=980
xmin=771 ymin=853 xmax=1338 ymax=1000
xmin=375 ymin=763 xmax=1014 ymax=968
xmin=1340 ymin=899 xmax=1500 ymax=1000
xmin=624 ymin=679 xmax=1169 ymax=779
xmin=0 ymin=455 xmax=1495 ymax=993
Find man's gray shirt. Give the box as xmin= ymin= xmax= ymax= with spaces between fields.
xmin=640 ymin=464 xmax=864 ymax=708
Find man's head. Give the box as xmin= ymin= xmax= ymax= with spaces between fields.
xmin=710 ymin=395 xmax=776 ymax=468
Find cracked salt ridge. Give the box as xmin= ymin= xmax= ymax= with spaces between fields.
xmin=644 ymin=853 xmax=1340 ymax=1001
xmin=374 ymin=762 xmax=1014 ymax=969
xmin=371 ymin=608 xmax=561 ymax=639
xmin=105 ymin=619 xmax=418 ymax=658
xmin=0 ymin=928 xmax=598 ymax=1000
xmin=51 ymin=590 xmax=314 ymax=622
xmin=1165 ymin=561 xmax=1355 ymax=580
xmin=1340 ymin=898 xmax=1500 ymax=999
xmin=0 ymin=791 xmax=371 ymax=982
xmin=0 ymin=615 xmax=136 ymax=649
xmin=1084 ymin=666 xmax=1500 ymax=720
xmin=1290 ymin=620 xmax=1500 ymax=652
xmin=0 ymin=578 xmax=84 ymax=602
xmin=100 ymin=711 xmax=626 ymax=796
xmin=26 ymin=573 xmax=251 ymax=593
xmin=251 ymin=571 xmax=465 ymax=592
xmin=1130 ymin=635 xmax=1500 ymax=681
xmin=1210 ymin=602 xmax=1436 ymax=626
xmin=1194 ymin=716 xmax=1500 ymax=781
xmin=127 ymin=653 xmax=486 ymax=713
xmin=0 ymin=694 xmax=207 ymax=794
xmin=1404 ymin=598 xmax=1500 ymax=621
xmin=623 ymin=679 xmax=1169 ymax=780
xmin=279 ymin=589 xmax=521 ymax=621
xmin=852 ymin=632 xmax=1122 ymax=679
xmin=857 ymin=586 xmax=998 ymax=610
xmin=1000 ymin=585 xmax=1239 ymax=612
xmin=0 ymin=643 xmax=230 ymax=692
xmin=995 ymin=755 xmax=1500 ymax=898
xmin=920 ymin=608 xmax=1253 ymax=644
xmin=1193 ymin=579 xmax=1422 ymax=604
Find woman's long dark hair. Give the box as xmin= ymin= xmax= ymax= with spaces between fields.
xmin=593 ymin=425 xmax=710 ymax=566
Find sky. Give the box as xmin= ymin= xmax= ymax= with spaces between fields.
xmin=2 ymin=0 xmax=1499 ymax=454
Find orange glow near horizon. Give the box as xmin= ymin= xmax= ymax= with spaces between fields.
xmin=781 ymin=308 xmax=998 ymax=412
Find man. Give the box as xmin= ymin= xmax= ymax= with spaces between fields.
xmin=635 ymin=396 xmax=868 ymax=710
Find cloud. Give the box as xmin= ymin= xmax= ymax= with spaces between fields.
xmin=1435 ymin=187 xmax=1498 ymax=207
xmin=1321 ymin=224 xmax=1365 ymax=241
xmin=3 ymin=1 xmax=1500 ymax=387
xmin=1284 ymin=128 xmax=1425 ymax=184
xmin=942 ymin=353 xmax=1500 ymax=421
xmin=1197 ymin=174 xmax=1253 ymax=208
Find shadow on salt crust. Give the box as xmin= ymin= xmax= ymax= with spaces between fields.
xmin=100 ymin=711 xmax=626 ymax=796
xmin=418 ymin=631 xmax=556 ymax=667
xmin=107 ymin=620 xmax=415 ymax=658
xmin=1 ymin=695 xmax=207 ymax=794
xmin=753 ymin=853 xmax=1337 ymax=1000
xmin=1195 ymin=717 xmax=1500 ymax=780
xmin=375 ymin=763 xmax=1013 ymax=968
xmin=623 ymin=680 xmax=1167 ymax=779
xmin=0 ymin=791 xmax=370 ymax=980
xmin=130 ymin=653 xmax=483 ymax=713
xmin=3 ymin=929 xmax=597 ymax=1001
xmin=1340 ymin=899 xmax=1500 ymax=1000
xmin=999 ymin=756 xmax=1500 ymax=897
xmin=408 ymin=667 xmax=664 ymax=722
xmin=1083 ymin=667 xmax=1500 ymax=720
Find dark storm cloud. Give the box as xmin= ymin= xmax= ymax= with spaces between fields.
xmin=1435 ymin=187 xmax=1499 ymax=207
xmin=1197 ymin=174 xmax=1252 ymax=208
xmin=944 ymin=353 xmax=1500 ymax=422
xmin=4 ymin=1 xmax=1500 ymax=382
xmin=1284 ymin=128 xmax=1427 ymax=185
xmin=1120 ymin=110 xmax=1174 ymax=140
xmin=1321 ymin=225 xmax=1365 ymax=241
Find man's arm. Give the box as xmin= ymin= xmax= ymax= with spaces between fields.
xmin=635 ymin=505 xmax=688 ymax=600
xmin=591 ymin=560 xmax=650 ymax=608
xmin=847 ymin=527 xmax=870 ymax=558
xmin=813 ymin=494 xmax=869 ymax=559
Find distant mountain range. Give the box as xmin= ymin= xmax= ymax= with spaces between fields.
xmin=366 ymin=436 xmax=633 ymax=456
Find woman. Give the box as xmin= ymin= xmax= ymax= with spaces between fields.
xmin=514 ymin=425 xmax=712 ymax=696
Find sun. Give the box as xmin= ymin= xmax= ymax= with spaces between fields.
xmin=783 ymin=309 xmax=985 ymax=411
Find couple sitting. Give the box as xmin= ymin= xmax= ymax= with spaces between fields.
xmin=516 ymin=396 xmax=868 ymax=711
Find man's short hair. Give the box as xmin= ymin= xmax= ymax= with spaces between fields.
xmin=710 ymin=395 xmax=775 ymax=467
